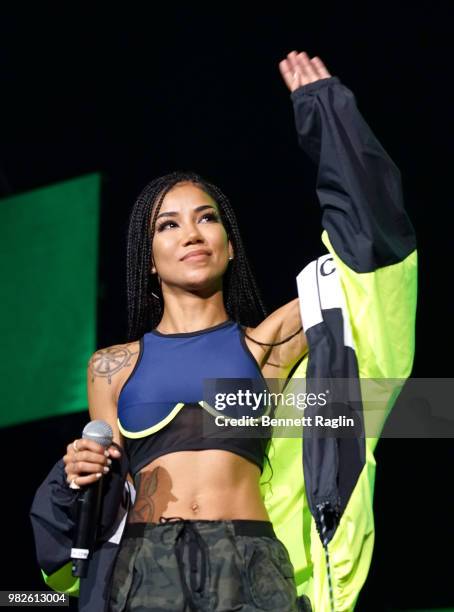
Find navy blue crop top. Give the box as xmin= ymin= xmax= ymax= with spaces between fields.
xmin=118 ymin=319 xmax=272 ymax=476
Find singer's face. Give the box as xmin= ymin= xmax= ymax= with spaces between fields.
xmin=150 ymin=182 xmax=233 ymax=294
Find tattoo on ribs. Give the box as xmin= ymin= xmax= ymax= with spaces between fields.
xmin=89 ymin=344 xmax=139 ymax=384
xmin=129 ymin=468 xmax=160 ymax=523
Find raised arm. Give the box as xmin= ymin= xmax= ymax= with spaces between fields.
xmin=280 ymin=50 xmax=416 ymax=273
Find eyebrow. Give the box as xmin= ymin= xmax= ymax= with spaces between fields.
xmin=156 ymin=204 xmax=216 ymax=220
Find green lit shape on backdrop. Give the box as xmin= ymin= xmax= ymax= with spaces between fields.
xmin=0 ymin=174 xmax=100 ymax=427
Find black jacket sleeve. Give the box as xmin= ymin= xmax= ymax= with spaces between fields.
xmin=291 ymin=76 xmax=416 ymax=272
xmin=30 ymin=445 xmax=130 ymax=576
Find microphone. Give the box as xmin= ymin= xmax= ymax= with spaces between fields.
xmin=71 ymin=420 xmax=113 ymax=578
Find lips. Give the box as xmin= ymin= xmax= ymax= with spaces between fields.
xmin=181 ymin=249 xmax=211 ymax=261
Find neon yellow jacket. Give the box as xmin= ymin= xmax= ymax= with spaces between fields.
xmin=259 ymin=76 xmax=417 ymax=611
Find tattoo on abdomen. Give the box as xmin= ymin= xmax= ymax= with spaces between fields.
xmin=89 ymin=344 xmax=139 ymax=384
xmin=129 ymin=468 xmax=160 ymax=523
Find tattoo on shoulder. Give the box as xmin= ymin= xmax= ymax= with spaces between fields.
xmin=89 ymin=343 xmax=139 ymax=384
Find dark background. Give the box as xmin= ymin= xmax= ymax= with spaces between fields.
xmin=1 ymin=4 xmax=452 ymax=610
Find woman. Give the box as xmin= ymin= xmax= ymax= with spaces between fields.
xmin=63 ymin=51 xmax=322 ymax=612
xmin=61 ymin=51 xmax=323 ymax=612
xmin=31 ymin=47 xmax=417 ymax=612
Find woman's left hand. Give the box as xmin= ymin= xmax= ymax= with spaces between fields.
xmin=279 ymin=51 xmax=331 ymax=93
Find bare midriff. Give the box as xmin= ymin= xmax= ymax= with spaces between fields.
xmin=127 ymin=449 xmax=270 ymax=524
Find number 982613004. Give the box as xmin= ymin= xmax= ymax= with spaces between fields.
xmin=1 ymin=591 xmax=68 ymax=607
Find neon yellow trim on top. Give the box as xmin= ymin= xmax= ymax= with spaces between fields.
xmin=119 ymin=397 xmax=274 ymax=439
xmin=118 ymin=402 xmax=187 ymax=438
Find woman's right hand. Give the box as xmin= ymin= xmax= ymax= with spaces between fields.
xmin=63 ymin=438 xmax=121 ymax=488
xmin=278 ymin=50 xmax=331 ymax=93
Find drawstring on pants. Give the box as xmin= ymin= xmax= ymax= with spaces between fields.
xmin=159 ymin=516 xmax=209 ymax=611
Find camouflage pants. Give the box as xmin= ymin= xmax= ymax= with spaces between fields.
xmin=108 ymin=517 xmax=311 ymax=611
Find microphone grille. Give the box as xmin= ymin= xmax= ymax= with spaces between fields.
xmin=82 ymin=420 xmax=113 ymax=448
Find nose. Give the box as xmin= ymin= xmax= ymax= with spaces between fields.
xmin=182 ymin=222 xmax=205 ymax=246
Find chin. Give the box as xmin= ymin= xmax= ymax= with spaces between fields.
xmin=182 ymin=272 xmax=223 ymax=292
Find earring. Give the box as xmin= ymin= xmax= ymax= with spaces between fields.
xmin=228 ymin=256 xmax=233 ymax=261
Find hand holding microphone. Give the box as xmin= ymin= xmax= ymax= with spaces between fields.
xmin=64 ymin=421 xmax=121 ymax=489
xmin=63 ymin=420 xmax=121 ymax=578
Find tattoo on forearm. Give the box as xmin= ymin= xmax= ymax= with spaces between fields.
xmin=89 ymin=344 xmax=139 ymax=384
xmin=129 ymin=468 xmax=160 ymax=523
